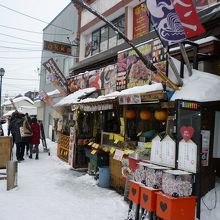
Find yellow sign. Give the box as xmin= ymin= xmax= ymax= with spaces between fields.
xmin=110 ymin=147 xmax=116 ymax=154
xmin=91 ymin=150 xmax=97 ymax=155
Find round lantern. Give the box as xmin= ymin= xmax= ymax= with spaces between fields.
xmin=154 ymin=110 xmax=167 ymax=121
xmin=125 ymin=109 xmax=136 ymax=119
xmin=140 ymin=110 xmax=152 ymax=121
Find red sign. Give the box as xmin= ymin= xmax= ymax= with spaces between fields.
xmin=180 ymin=126 xmax=195 ymax=142
xmin=171 ymin=0 xmax=205 ymax=38
xmin=133 ymin=3 xmax=149 ymax=39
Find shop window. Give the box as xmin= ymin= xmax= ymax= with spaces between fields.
xmin=91 ymin=14 xmax=125 ymax=55
xmin=100 ymin=26 xmax=109 ymax=52
xmin=92 ymin=30 xmax=100 ymax=55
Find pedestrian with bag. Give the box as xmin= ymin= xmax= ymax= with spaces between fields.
xmin=8 ymin=111 xmax=26 ymax=162
xmin=29 ymin=117 xmax=40 ymax=160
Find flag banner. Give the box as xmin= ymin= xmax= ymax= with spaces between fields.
xmin=171 ymin=0 xmax=205 ymax=38
xmin=146 ymin=0 xmax=205 ymax=46
xmin=146 ymin=0 xmax=186 ymax=46
xmin=38 ymin=90 xmax=53 ymax=106
xmin=43 ymin=58 xmax=70 ymax=96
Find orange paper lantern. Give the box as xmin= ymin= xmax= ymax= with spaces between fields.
xmin=125 ymin=109 xmax=136 ymax=119
xmin=154 ymin=110 xmax=167 ymax=121
xmin=140 ymin=110 xmax=152 ymax=121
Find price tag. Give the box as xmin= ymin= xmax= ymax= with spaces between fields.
xmin=137 ymin=131 xmax=142 ymax=137
xmin=91 ymin=150 xmax=97 ymax=155
xmin=88 ymin=142 xmax=93 ymax=146
xmin=110 ymin=147 xmax=116 ymax=154
xmin=114 ymin=139 xmax=119 ymax=144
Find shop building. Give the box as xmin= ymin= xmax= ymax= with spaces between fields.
xmin=38 ymin=3 xmax=78 ymax=140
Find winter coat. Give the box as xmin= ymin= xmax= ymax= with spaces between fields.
xmin=30 ymin=122 xmax=40 ymax=145
xmin=8 ymin=115 xmax=24 ymax=144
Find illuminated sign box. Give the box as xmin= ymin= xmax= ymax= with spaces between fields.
xmin=43 ymin=41 xmax=72 ymax=55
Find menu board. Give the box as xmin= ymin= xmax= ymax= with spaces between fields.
xmin=161 ymin=135 xmax=176 ymax=168
xmin=178 ymin=139 xmax=197 ymax=173
xmin=150 ymin=135 xmax=162 ymax=164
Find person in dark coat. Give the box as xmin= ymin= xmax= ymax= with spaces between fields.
xmin=8 ymin=111 xmax=26 ymax=161
xmin=29 ymin=117 xmax=40 ymax=160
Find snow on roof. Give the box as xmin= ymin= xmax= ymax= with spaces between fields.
xmin=47 ymin=89 xmax=60 ymax=96
xmin=54 ymin=87 xmax=96 ymax=107
xmin=171 ymin=69 xmax=220 ymax=102
xmin=170 ymin=36 xmax=219 ymax=52
xmin=3 ymin=106 xmax=37 ymax=117
xmin=3 ymin=96 xmax=34 ymax=106
xmin=78 ymin=84 xmax=163 ymax=104
xmin=118 ymin=83 xmax=163 ymax=96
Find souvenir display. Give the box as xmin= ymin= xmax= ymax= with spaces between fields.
xmin=162 ymin=170 xmax=193 ymax=197
xmin=145 ymin=164 xmax=169 ymax=189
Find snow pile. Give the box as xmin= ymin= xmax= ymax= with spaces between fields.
xmin=171 ymin=69 xmax=220 ymax=102
xmin=54 ymin=87 xmax=97 ymax=106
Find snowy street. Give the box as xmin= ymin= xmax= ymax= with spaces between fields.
xmin=0 ymin=140 xmax=128 ymax=220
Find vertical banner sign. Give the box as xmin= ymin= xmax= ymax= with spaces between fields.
xmin=133 ymin=3 xmax=149 ymax=38
xmin=146 ymin=0 xmax=205 ymax=46
xmin=43 ymin=58 xmax=70 ymax=96
xmin=146 ymin=0 xmax=186 ymax=46
xmin=69 ymin=126 xmax=76 ymax=167
xmin=171 ymin=0 xmax=205 ymax=38
xmin=201 ymin=130 xmax=210 ymax=166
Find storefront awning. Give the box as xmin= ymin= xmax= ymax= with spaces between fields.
xmin=54 ymin=87 xmax=97 ymax=107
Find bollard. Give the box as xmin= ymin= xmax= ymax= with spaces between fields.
xmin=6 ymin=161 xmax=18 ymax=191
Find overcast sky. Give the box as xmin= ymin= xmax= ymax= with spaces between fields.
xmin=0 ymin=0 xmax=71 ymax=98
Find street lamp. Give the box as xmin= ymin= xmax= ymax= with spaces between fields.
xmin=0 ymin=68 xmax=5 ymax=116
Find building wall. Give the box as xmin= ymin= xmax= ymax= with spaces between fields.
xmin=39 ymin=3 xmax=78 ymax=139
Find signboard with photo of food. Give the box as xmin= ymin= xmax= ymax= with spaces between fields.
xmin=116 ymin=38 xmax=166 ymax=91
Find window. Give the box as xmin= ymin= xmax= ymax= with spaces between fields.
xmin=90 ymin=15 xmax=125 ymax=55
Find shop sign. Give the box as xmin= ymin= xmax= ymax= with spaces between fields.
xmin=43 ymin=58 xmax=70 ymax=96
xmin=113 ymin=149 xmax=124 ymax=161
xmin=133 ymin=3 xmax=148 ymax=39
xmin=201 ymin=130 xmax=210 ymax=166
xmin=179 ymin=100 xmax=201 ymax=110
xmin=116 ymin=38 xmax=166 ymax=91
xmin=43 ymin=41 xmax=72 ymax=55
xmin=118 ymin=94 xmax=141 ymax=105
xmin=69 ymin=126 xmax=76 ymax=167
xmin=178 ymin=139 xmax=197 ymax=173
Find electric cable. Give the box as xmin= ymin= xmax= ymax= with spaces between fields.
xmin=0 ymin=40 xmax=41 ymax=46
xmin=0 ymin=24 xmax=71 ymax=35
xmin=4 ymin=77 xmax=39 ymax=81
xmin=0 ymin=3 xmax=72 ymax=32
xmin=0 ymin=33 xmax=42 ymax=43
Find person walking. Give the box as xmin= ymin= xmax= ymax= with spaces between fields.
xmin=29 ymin=117 xmax=40 ymax=160
xmin=8 ymin=111 xmax=26 ymax=162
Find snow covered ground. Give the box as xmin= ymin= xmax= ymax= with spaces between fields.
xmin=1 ymin=123 xmax=220 ymax=220
xmin=0 ymin=138 xmax=128 ymax=220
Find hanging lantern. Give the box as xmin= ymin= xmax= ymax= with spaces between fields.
xmin=140 ymin=110 xmax=152 ymax=121
xmin=125 ymin=109 xmax=136 ymax=119
xmin=154 ymin=110 xmax=167 ymax=121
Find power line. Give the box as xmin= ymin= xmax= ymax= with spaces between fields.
xmin=0 ymin=24 xmax=72 ymax=36
xmin=0 ymin=3 xmax=72 ymax=32
xmin=0 ymin=45 xmax=41 ymax=51
xmin=0 ymin=40 xmax=41 ymax=46
xmin=0 ymin=33 xmax=42 ymax=43
xmin=4 ymin=77 xmax=39 ymax=81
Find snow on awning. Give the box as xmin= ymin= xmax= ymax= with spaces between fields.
xmin=54 ymin=87 xmax=97 ymax=107
xmin=171 ymin=69 xmax=220 ymax=102
xmin=117 ymin=83 xmax=163 ymax=96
